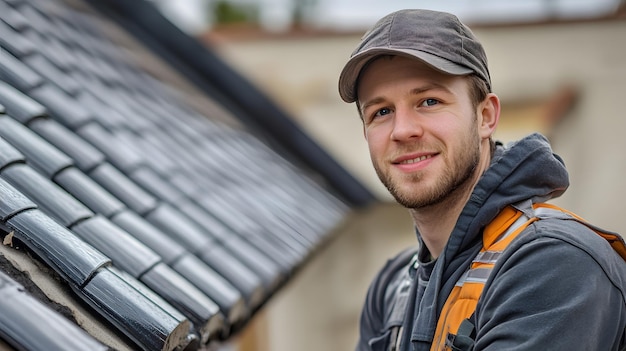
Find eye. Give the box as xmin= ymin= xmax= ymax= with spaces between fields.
xmin=420 ymin=98 xmax=439 ymax=107
xmin=374 ymin=107 xmax=392 ymax=117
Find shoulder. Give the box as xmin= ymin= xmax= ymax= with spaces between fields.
xmin=356 ymin=247 xmax=416 ymax=350
xmin=521 ymin=219 xmax=625 ymax=285
xmin=475 ymin=219 xmax=626 ymax=350
xmin=366 ymin=247 xmax=417 ymax=312
xmin=494 ymin=217 xmax=626 ymax=303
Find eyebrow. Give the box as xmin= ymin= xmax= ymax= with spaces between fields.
xmin=359 ymin=97 xmax=385 ymax=115
xmin=410 ymin=82 xmax=452 ymax=96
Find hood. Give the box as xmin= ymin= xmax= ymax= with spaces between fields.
xmin=451 ymin=132 xmax=569 ymax=254
xmin=411 ymin=132 xmax=569 ymax=344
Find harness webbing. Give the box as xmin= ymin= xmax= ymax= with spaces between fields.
xmin=430 ymin=201 xmax=626 ymax=351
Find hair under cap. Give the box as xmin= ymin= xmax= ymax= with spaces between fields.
xmin=338 ymin=9 xmax=491 ymax=103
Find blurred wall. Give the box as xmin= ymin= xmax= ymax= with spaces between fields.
xmin=481 ymin=19 xmax=626 ymax=234
xmin=209 ymin=16 xmax=626 ymax=350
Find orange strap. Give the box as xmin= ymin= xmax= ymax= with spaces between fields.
xmin=430 ymin=202 xmax=626 ymax=351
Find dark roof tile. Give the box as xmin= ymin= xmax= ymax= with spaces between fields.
xmin=169 ymin=253 xmax=248 ymax=328
xmin=0 ymin=80 xmax=47 ymax=124
xmin=0 ymin=49 xmax=44 ymax=91
xmin=0 ymin=270 xmax=108 ymax=351
xmin=72 ymin=49 xmax=110 ymax=79
xmin=1 ymin=0 xmax=25 ymax=7
xmin=0 ymin=116 xmax=73 ymax=177
xmin=0 ymin=16 xmax=36 ymax=57
xmin=103 ymin=90 xmax=156 ymax=131
xmin=76 ymin=91 xmax=131 ymax=131
xmin=143 ymin=203 xmax=213 ymax=252
xmin=215 ymin=189 xmax=313 ymax=256
xmin=68 ymin=70 xmax=103 ymax=96
xmin=139 ymin=262 xmax=223 ymax=343
xmin=175 ymin=200 xmax=231 ymax=242
xmin=143 ymin=203 xmax=269 ymax=297
xmin=175 ymin=198 xmax=299 ymax=273
xmin=62 ymin=26 xmax=100 ymax=58
xmin=110 ymin=209 xmax=185 ymax=265
xmin=28 ymin=118 xmax=106 ymax=172
xmin=0 ymin=135 xmax=25 ymax=171
xmin=6 ymin=209 xmax=109 ymax=286
xmin=29 ymin=84 xmax=93 ymax=129
xmin=79 ymin=266 xmax=191 ymax=351
xmin=196 ymin=245 xmax=266 ymax=309
xmin=1 ymin=164 xmax=93 ymax=228
xmin=129 ymin=133 xmax=178 ymax=175
xmin=70 ymin=215 xmax=160 ymax=278
xmin=23 ymin=54 xmax=80 ymax=95
xmin=77 ymin=122 xmax=145 ymax=172
xmin=27 ymin=31 xmax=77 ymax=72
xmin=0 ymin=1 xmax=29 ymax=32
xmin=14 ymin=3 xmax=54 ymax=35
xmin=149 ymin=132 xmax=216 ymax=182
xmin=0 ymin=176 xmax=35 ymax=221
xmin=110 ymin=209 xmax=248 ymax=325
xmin=48 ymin=9 xmax=84 ymax=47
xmin=51 ymin=38 xmax=81 ymax=71
xmin=129 ymin=167 xmax=186 ymax=204
xmin=195 ymin=193 xmax=256 ymax=236
xmin=85 ymin=53 xmax=125 ymax=86
xmin=206 ymin=190 xmax=307 ymax=245
xmin=223 ymin=231 xmax=292 ymax=282
xmin=89 ymin=162 xmax=158 ymax=215
xmin=69 ymin=213 xmax=226 ymax=341
xmin=169 ymin=171 xmax=221 ymax=200
xmin=53 ymin=167 xmax=125 ymax=218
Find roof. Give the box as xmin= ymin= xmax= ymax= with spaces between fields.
xmin=0 ymin=0 xmax=360 ymax=350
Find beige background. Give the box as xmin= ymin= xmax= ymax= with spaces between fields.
xmin=211 ymin=16 xmax=626 ymax=351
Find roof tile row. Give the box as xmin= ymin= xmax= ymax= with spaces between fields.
xmin=0 ymin=0 xmax=349 ymax=349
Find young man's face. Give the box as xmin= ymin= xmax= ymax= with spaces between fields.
xmin=357 ymin=55 xmax=489 ymax=209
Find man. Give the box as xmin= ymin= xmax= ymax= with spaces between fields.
xmin=338 ymin=9 xmax=626 ymax=351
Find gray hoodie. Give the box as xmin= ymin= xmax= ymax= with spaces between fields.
xmin=357 ymin=133 xmax=626 ymax=351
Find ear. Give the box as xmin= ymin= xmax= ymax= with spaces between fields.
xmin=478 ymin=93 xmax=500 ymax=139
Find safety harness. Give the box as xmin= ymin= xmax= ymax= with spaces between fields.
xmin=430 ymin=200 xmax=626 ymax=350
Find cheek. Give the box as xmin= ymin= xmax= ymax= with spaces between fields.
xmin=365 ymin=136 xmax=388 ymax=163
xmin=365 ymin=134 xmax=379 ymax=154
xmin=364 ymin=127 xmax=387 ymax=150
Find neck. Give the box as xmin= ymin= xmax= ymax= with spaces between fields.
xmin=408 ymin=183 xmax=471 ymax=259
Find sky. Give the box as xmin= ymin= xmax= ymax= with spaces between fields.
xmin=152 ymin=0 xmax=622 ymax=33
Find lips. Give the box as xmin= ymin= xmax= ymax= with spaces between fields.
xmin=398 ymin=154 xmax=433 ymax=164
xmin=393 ymin=153 xmax=436 ymax=165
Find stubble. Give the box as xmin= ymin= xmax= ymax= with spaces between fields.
xmin=373 ymin=122 xmax=481 ymax=209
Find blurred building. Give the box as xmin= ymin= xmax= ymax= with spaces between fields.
xmin=206 ymin=5 xmax=626 ymax=350
xmin=0 ymin=0 xmax=624 ymax=350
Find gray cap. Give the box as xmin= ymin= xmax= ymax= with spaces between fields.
xmin=338 ymin=9 xmax=491 ymax=103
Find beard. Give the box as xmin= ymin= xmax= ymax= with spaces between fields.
xmin=373 ymin=123 xmax=481 ymax=209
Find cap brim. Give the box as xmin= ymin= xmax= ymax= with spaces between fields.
xmin=338 ymin=48 xmax=473 ymax=103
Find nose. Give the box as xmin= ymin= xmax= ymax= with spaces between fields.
xmin=390 ymin=108 xmax=423 ymax=141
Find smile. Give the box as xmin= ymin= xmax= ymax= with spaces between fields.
xmin=398 ymin=155 xmax=433 ymax=164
